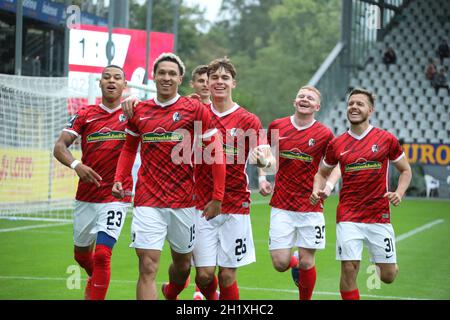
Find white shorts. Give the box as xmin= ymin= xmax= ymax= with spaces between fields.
xmin=336 ymin=222 xmax=397 ymax=263
xmin=269 ymin=207 xmax=326 ymax=251
xmin=130 ymin=206 xmax=196 ymax=254
xmin=73 ymin=201 xmax=130 ymax=247
xmin=192 ymin=211 xmax=256 ymax=268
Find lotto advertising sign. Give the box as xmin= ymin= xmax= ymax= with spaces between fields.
xmin=69 ymin=24 xmax=174 ymax=93
xmin=0 ymin=148 xmax=80 ymax=204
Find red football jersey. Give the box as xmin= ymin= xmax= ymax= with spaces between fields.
xmin=126 ymin=95 xmax=214 ymax=208
xmin=194 ymin=104 xmax=267 ymax=214
xmin=268 ymin=117 xmax=334 ymax=212
xmin=64 ymin=104 xmax=132 ymax=203
xmin=323 ymin=126 xmax=404 ymax=223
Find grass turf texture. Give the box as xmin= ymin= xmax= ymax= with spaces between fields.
xmin=0 ymin=195 xmax=449 ymax=300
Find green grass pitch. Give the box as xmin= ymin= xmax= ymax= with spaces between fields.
xmin=0 ymin=194 xmax=449 ymax=300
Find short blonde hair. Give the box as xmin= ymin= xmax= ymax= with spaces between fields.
xmin=299 ymin=85 xmax=321 ymax=104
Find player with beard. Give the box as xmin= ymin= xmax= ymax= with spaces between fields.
xmin=311 ymin=88 xmax=412 ymax=300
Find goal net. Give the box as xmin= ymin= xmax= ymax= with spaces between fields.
xmin=0 ymin=73 xmax=152 ymax=222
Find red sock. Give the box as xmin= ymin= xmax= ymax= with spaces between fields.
xmin=219 ymin=281 xmax=239 ymax=300
xmin=74 ymin=249 xmax=94 ymax=276
xmin=289 ymin=255 xmax=299 ymax=269
xmin=90 ymin=245 xmax=112 ymax=300
xmin=197 ymin=275 xmax=218 ymax=300
xmin=164 ymin=281 xmax=186 ymax=300
xmin=340 ymin=289 xmax=360 ymax=300
xmin=299 ymin=266 xmax=316 ymax=300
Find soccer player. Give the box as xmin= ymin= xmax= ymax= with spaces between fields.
xmin=53 ymin=65 xmax=132 ymax=300
xmin=189 ymin=64 xmax=214 ymax=300
xmin=112 ymin=53 xmax=226 ymax=300
xmin=311 ymin=88 xmax=412 ymax=300
xmin=192 ymin=57 xmax=275 ymax=300
xmin=189 ymin=64 xmax=211 ymax=105
xmin=259 ymin=85 xmax=340 ymax=300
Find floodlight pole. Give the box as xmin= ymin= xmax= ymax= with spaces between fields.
xmin=172 ymin=0 xmax=179 ymax=53
xmin=15 ymin=0 xmax=23 ymax=75
xmin=145 ymin=0 xmax=153 ymax=84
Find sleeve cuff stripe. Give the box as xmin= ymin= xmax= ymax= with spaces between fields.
xmin=200 ymin=128 xmax=218 ymax=139
xmin=63 ymin=129 xmax=79 ymax=137
xmin=322 ymin=159 xmax=335 ymax=168
xmin=392 ymin=152 xmax=405 ymax=163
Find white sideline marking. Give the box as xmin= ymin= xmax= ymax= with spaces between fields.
xmin=0 ymin=222 xmax=71 ymax=233
xmin=0 ymin=275 xmax=428 ymax=300
xmin=396 ymin=219 xmax=444 ymax=242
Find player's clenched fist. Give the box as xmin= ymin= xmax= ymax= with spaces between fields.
xmin=121 ymin=96 xmax=140 ymax=119
xmin=310 ymin=191 xmax=321 ymax=205
xmin=112 ymin=182 xmax=125 ymax=199
xmin=384 ymin=192 xmax=402 ymax=206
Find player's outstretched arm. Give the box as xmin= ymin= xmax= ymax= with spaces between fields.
xmin=54 ymin=131 xmax=102 ymax=187
xmin=384 ymin=156 xmax=412 ymax=206
xmin=202 ymin=130 xmax=225 ymax=221
xmin=319 ymin=165 xmax=341 ymax=199
xmin=250 ymin=145 xmax=276 ymax=171
xmin=258 ymin=168 xmax=273 ymax=196
xmin=113 ymin=133 xmax=140 ymax=198
xmin=311 ymin=164 xmax=333 ymax=205
xmin=121 ymin=96 xmax=141 ymax=119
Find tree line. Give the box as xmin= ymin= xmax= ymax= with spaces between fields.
xmin=129 ymin=0 xmax=341 ymax=126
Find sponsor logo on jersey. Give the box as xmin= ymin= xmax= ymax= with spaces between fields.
xmin=223 ymin=143 xmax=239 ymax=155
xmin=372 ymin=144 xmax=379 ymax=153
xmin=86 ymin=127 xmax=126 ymax=143
xmin=345 ymin=158 xmax=382 ymax=172
xmin=172 ymin=112 xmax=181 ymax=122
xmin=141 ymin=127 xmax=184 ymax=143
xmin=119 ymin=114 xmax=127 ymax=122
xmin=280 ymin=148 xmax=313 ymax=162
xmin=308 ymin=138 xmax=316 ymax=147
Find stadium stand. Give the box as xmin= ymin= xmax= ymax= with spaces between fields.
xmin=327 ymin=0 xmax=450 ymax=144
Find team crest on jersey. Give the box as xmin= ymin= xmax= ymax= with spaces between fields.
xmin=371 ymin=144 xmax=379 ymax=153
xmin=172 ymin=112 xmax=181 ymax=122
xmin=65 ymin=114 xmax=78 ymax=128
xmin=119 ymin=114 xmax=127 ymax=122
xmin=308 ymin=138 xmax=316 ymax=147
xmin=230 ymin=128 xmax=238 ymax=137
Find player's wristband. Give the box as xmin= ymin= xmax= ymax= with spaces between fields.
xmin=325 ymin=181 xmax=335 ymax=191
xmin=70 ymin=160 xmax=81 ymax=169
xmin=259 ymin=175 xmax=268 ymax=184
